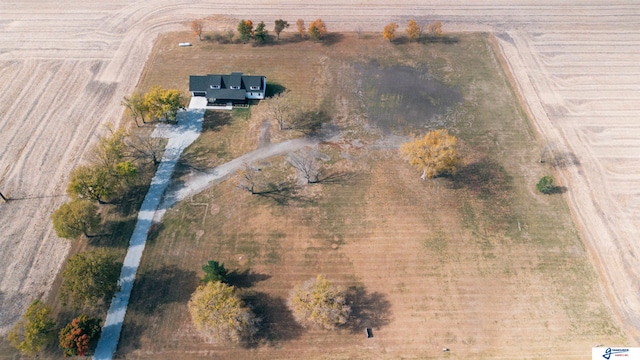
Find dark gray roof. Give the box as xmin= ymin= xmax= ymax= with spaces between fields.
xmin=211 ymin=89 xmax=246 ymax=100
xmin=190 ymin=73 xmax=265 ymax=100
xmin=189 ymin=75 xmax=209 ymax=92
xmin=228 ymin=73 xmax=242 ymax=88
xmin=243 ymin=76 xmax=263 ymax=89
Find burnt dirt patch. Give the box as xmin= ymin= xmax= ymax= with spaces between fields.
xmin=358 ymin=61 xmax=461 ymax=135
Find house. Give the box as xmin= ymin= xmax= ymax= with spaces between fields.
xmin=189 ymin=72 xmax=266 ymax=107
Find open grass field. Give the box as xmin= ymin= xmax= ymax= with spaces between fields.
xmin=111 ymin=31 xmax=626 ymax=359
xmin=2 ymin=2 xmax=639 ymax=358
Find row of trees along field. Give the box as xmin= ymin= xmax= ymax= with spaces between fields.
xmin=188 ymin=261 xmax=350 ymax=344
xmin=383 ymin=19 xmax=443 ymax=42
xmin=7 ymin=86 xmax=183 ymax=357
xmin=190 ymin=18 xmax=328 ymax=44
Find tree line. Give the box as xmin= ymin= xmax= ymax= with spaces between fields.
xmin=8 ymin=86 xmax=183 ymax=357
xmin=190 ymin=18 xmax=328 ymax=45
xmin=383 ymin=19 xmax=443 ymax=42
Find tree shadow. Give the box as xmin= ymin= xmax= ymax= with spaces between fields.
xmin=419 ymin=36 xmax=459 ymax=44
xmin=242 ymin=292 xmax=303 ymax=347
xmin=345 ymin=286 xmax=392 ymax=334
xmin=452 ymin=158 xmax=513 ymax=200
xmin=294 ymin=110 xmax=331 ymax=135
xmin=128 ymin=265 xmax=198 ymax=315
xmin=177 ymin=143 xmax=213 ymax=173
xmin=546 ymin=185 xmax=567 ymax=195
xmin=266 ymin=82 xmax=287 ymax=97
xmin=254 ymin=183 xmax=319 ymax=206
xmin=551 ymin=151 xmax=581 ymax=169
xmin=202 ymin=111 xmax=232 ymax=132
xmin=110 ymin=184 xmax=149 ymax=215
xmin=316 ymin=170 xmax=359 ymax=186
xmin=116 ymin=318 xmax=145 ymax=353
xmin=391 ymin=36 xmax=410 ymax=45
xmin=321 ymin=32 xmax=344 ymax=46
xmin=95 ymin=217 xmax=137 ymax=249
xmin=227 ymin=269 xmax=271 ymax=288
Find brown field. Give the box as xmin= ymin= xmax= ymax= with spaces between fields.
xmin=110 ymin=32 xmax=625 ymax=359
xmin=1 ymin=1 xmax=640 ymax=359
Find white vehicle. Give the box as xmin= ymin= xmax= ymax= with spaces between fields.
xmin=178 ymin=42 xmax=192 ymax=47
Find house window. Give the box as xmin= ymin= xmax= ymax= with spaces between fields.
xmin=250 ymin=86 xmax=259 ymax=90
xmin=210 ymin=85 xmax=220 ymax=89
xmin=230 ymin=86 xmax=240 ymax=90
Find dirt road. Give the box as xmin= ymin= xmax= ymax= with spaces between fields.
xmin=1 ymin=0 xmax=639 ymax=343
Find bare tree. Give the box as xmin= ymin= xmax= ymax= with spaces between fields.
xmin=289 ymin=149 xmax=322 ymax=184
xmin=126 ymin=132 xmax=166 ymax=166
xmin=0 ymin=191 xmax=7 ymax=202
xmin=265 ymin=90 xmax=294 ymax=130
xmin=236 ymin=163 xmax=263 ymax=194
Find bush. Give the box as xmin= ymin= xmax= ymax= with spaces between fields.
xmin=288 ymin=275 xmax=350 ymax=330
xmin=8 ymin=300 xmax=55 ymax=356
xmin=58 ymin=314 xmax=101 ymax=356
xmin=60 ymin=249 xmax=121 ymax=307
xmin=188 ymin=281 xmax=258 ymax=344
xmin=536 ymin=175 xmax=555 ymax=194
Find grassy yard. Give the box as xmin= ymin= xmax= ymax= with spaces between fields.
xmin=23 ymin=31 xmax=625 ymax=359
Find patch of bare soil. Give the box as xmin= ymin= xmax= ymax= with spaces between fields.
xmin=358 ymin=62 xmax=462 ymax=134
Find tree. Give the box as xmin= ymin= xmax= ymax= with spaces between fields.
xmin=8 ymin=300 xmax=55 ymax=356
xmin=237 ymin=19 xmax=254 ymax=44
xmin=0 ymin=190 xmax=8 ymax=202
xmin=201 ymin=260 xmax=229 ymax=284
xmin=58 ymin=314 xmax=101 ymax=357
xmin=121 ymin=92 xmax=149 ymax=127
xmin=264 ymin=90 xmax=295 ymax=130
xmin=52 ymin=199 xmax=101 ymax=239
xmin=427 ymin=20 xmax=443 ymax=37
xmin=126 ymin=133 xmax=165 ymax=166
xmin=289 ymin=149 xmax=322 ymax=184
xmin=254 ymin=21 xmax=268 ymax=44
xmin=191 ymin=19 xmax=204 ymax=41
xmin=60 ymin=249 xmax=121 ymax=308
xmin=188 ymin=281 xmax=258 ymax=345
xmin=90 ymin=127 xmax=129 ymax=170
xmin=383 ymin=22 xmax=399 ymax=42
xmin=536 ymin=175 xmax=555 ymax=194
xmin=296 ymin=19 xmax=305 ymax=39
xmin=274 ymin=19 xmax=289 ymax=40
xmin=143 ymin=86 xmax=184 ymax=123
xmin=288 ymin=275 xmax=350 ymax=330
xmin=308 ymin=19 xmax=327 ymax=41
xmin=400 ymin=129 xmax=461 ymax=180
xmin=226 ymin=28 xmax=235 ymax=43
xmin=236 ymin=163 xmax=263 ymax=195
xmin=406 ymin=19 xmax=421 ymax=41
xmin=67 ymin=165 xmax=118 ymax=203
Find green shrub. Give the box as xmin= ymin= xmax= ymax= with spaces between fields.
xmin=536 ymin=175 xmax=555 ymax=194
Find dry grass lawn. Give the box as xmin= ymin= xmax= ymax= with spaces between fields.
xmin=109 ymin=32 xmax=628 ymax=359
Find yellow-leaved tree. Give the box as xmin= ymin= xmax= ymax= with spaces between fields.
xmin=288 ymin=275 xmax=350 ymax=330
xmin=383 ymin=22 xmax=399 ymax=42
xmin=188 ymin=281 xmax=258 ymax=344
xmin=406 ymin=19 xmax=421 ymax=41
xmin=401 ymin=129 xmax=461 ymax=180
xmin=308 ymin=19 xmax=327 ymax=41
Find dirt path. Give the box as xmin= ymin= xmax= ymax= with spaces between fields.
xmin=1 ymin=0 xmax=639 ymax=345
xmin=155 ymin=136 xmax=317 ymax=221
